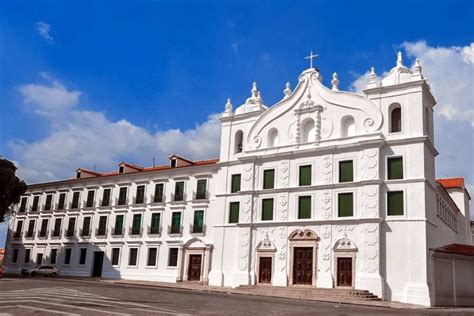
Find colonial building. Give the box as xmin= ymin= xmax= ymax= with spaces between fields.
xmin=4 ymin=52 xmax=473 ymax=306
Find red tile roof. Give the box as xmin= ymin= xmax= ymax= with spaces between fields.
xmin=437 ymin=177 xmax=465 ymax=189
xmin=432 ymin=243 xmax=474 ymax=256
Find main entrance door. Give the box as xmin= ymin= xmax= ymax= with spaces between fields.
xmin=92 ymin=251 xmax=104 ymax=277
xmin=337 ymin=257 xmax=353 ymax=287
xmin=188 ymin=254 xmax=202 ymax=281
xmin=293 ymin=247 xmax=313 ymax=285
xmin=259 ymin=257 xmax=272 ymax=283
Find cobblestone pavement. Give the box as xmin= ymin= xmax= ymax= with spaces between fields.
xmin=0 ymin=277 xmax=473 ymax=315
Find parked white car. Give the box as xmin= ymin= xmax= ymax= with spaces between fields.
xmin=21 ymin=265 xmax=60 ymax=277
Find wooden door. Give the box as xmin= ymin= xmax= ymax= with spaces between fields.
xmin=293 ymin=247 xmax=313 ymax=285
xmin=188 ymin=255 xmax=202 ymax=281
xmin=337 ymin=257 xmax=353 ymax=287
xmin=92 ymin=251 xmax=104 ymax=277
xmin=259 ymin=257 xmax=272 ymax=283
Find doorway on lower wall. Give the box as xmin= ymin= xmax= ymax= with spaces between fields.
xmin=92 ymin=251 xmax=104 ymax=277
xmin=258 ymin=257 xmax=272 ymax=284
xmin=187 ymin=254 xmax=202 ymax=281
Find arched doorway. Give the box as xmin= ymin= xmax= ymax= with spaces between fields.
xmin=182 ymin=238 xmax=212 ymax=283
xmin=333 ymin=238 xmax=357 ymax=288
xmin=288 ymin=229 xmax=319 ymax=286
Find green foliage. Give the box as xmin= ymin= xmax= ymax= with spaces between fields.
xmin=0 ymin=158 xmax=27 ymax=222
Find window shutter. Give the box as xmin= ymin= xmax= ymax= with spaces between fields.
xmin=132 ymin=214 xmax=141 ymax=231
xmin=119 ymin=187 xmax=127 ymax=205
xmin=339 ymin=161 xmax=353 ymax=182
xmin=136 ymin=185 xmax=145 ymax=203
xmin=115 ymin=215 xmax=124 ymax=230
xmin=196 ymin=179 xmax=207 ymax=199
xmin=147 ymin=248 xmax=157 ymax=266
xmin=111 ymin=248 xmax=120 ymax=265
xmin=129 ymin=248 xmax=138 ymax=266
xmin=102 ymin=189 xmax=111 ymax=206
xmin=151 ymin=213 xmax=161 ymax=228
xmin=86 ymin=190 xmax=95 ymax=207
xmin=388 ymin=158 xmax=403 ymax=180
xmin=388 ymin=191 xmax=404 ymax=215
xmin=338 ymin=193 xmax=353 ymax=217
xmin=299 ymin=165 xmax=312 ymax=186
xmin=263 ymin=170 xmax=275 ymax=189
xmin=58 ymin=193 xmax=66 ymax=209
xmin=154 ymin=183 xmax=164 ymax=202
xmin=261 ymin=198 xmax=274 ymax=221
xmin=298 ymin=196 xmax=311 ymax=219
xmin=168 ymin=248 xmax=178 ymax=266
xmin=231 ymin=174 xmax=241 ymax=193
xmin=194 ymin=210 xmax=204 ymax=229
xmin=171 ymin=212 xmax=181 ymax=230
xmin=229 ymin=202 xmax=240 ymax=223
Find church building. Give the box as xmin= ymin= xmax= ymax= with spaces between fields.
xmin=5 ymin=52 xmax=474 ymax=307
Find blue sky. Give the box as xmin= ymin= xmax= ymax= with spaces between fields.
xmin=1 ymin=0 xmax=473 ymax=246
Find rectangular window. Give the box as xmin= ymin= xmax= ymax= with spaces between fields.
xmin=196 ymin=179 xmax=207 ymax=199
xmin=388 ymin=191 xmax=404 ymax=216
xmin=114 ymin=215 xmax=124 ymax=235
xmin=174 ymin=181 xmax=185 ymax=201
xmin=58 ymin=193 xmax=66 ymax=210
xmin=101 ymin=189 xmax=111 ymax=206
xmin=79 ymin=248 xmax=87 ymax=265
xmin=64 ymin=248 xmax=72 ymax=265
xmin=71 ymin=192 xmax=80 ymax=209
xmin=27 ymin=220 xmax=35 ymax=237
xmin=19 ymin=197 xmax=27 ymax=213
xmin=231 ymin=174 xmax=241 ymax=193
xmin=229 ymin=202 xmax=239 ymax=224
xmin=118 ymin=187 xmax=128 ymax=205
xmin=53 ymin=218 xmax=62 ymax=237
xmin=14 ymin=220 xmax=23 ymax=238
xmin=338 ymin=193 xmax=353 ymax=217
xmin=82 ymin=217 xmax=91 ymax=236
xmin=263 ymin=169 xmax=275 ymax=189
xmin=387 ymin=157 xmax=403 ymax=180
xmin=135 ymin=185 xmax=145 ymax=204
xmin=339 ymin=161 xmax=354 ymax=183
xmin=298 ymin=196 xmax=312 ymax=219
xmin=168 ymin=248 xmax=178 ymax=267
xmin=39 ymin=219 xmax=48 ymax=237
xmin=261 ymin=198 xmax=274 ymax=221
xmin=111 ymin=248 xmax=120 ymax=266
xmin=31 ymin=196 xmax=39 ymax=212
xmin=24 ymin=249 xmax=31 ymax=264
xmin=44 ymin=194 xmax=53 ymax=210
xmin=86 ymin=190 xmax=95 ymax=207
xmin=128 ymin=248 xmax=138 ymax=266
xmin=36 ymin=253 xmax=43 ymax=265
xmin=97 ymin=216 xmax=107 ymax=236
xmin=50 ymin=249 xmax=57 ymax=265
xmin=150 ymin=213 xmax=161 ymax=234
xmin=193 ymin=210 xmax=204 ymax=233
xmin=299 ymin=165 xmax=312 ymax=186
xmin=171 ymin=212 xmax=181 ymax=234
xmin=132 ymin=214 xmax=142 ymax=235
xmin=153 ymin=183 xmax=164 ymax=203
xmin=67 ymin=217 xmax=76 ymax=236
xmin=102 ymin=188 xmax=111 ymax=206
xmin=12 ymin=248 xmax=19 ymax=263
xmin=147 ymin=248 xmax=158 ymax=267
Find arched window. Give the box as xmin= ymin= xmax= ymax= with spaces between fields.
xmin=267 ymin=128 xmax=279 ymax=148
xmin=390 ymin=105 xmax=402 ymax=133
xmin=341 ymin=116 xmax=355 ymax=137
xmin=301 ymin=119 xmax=315 ymax=143
xmin=234 ymin=130 xmax=243 ymax=153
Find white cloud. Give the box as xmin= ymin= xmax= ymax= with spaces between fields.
xmin=10 ymin=75 xmax=221 ymax=184
xmin=18 ymin=73 xmax=81 ymax=116
xmin=36 ymin=21 xmax=54 ymax=42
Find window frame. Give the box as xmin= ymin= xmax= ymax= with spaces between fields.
xmin=297 ymin=195 xmax=312 ymax=220
xmin=338 ymin=160 xmax=354 ymax=183
xmin=298 ymin=164 xmax=312 ymax=186
xmin=153 ymin=183 xmax=165 ymax=203
xmin=263 ymin=169 xmax=275 ymax=190
xmin=261 ymin=198 xmax=274 ymax=221
xmin=168 ymin=248 xmax=179 ymax=267
xmin=128 ymin=247 xmax=139 ymax=267
xmin=231 ymin=174 xmax=241 ymax=193
xmin=79 ymin=248 xmax=87 ymax=265
xmin=71 ymin=191 xmax=80 ymax=209
xmin=337 ymin=192 xmax=354 ymax=218
xmin=387 ymin=190 xmax=405 ymax=216
xmin=111 ymin=247 xmax=121 ymax=267
xmin=135 ymin=185 xmax=146 ymax=204
xmin=387 ymin=156 xmax=404 ymax=180
xmin=63 ymin=248 xmax=72 ymax=266
xmin=146 ymin=247 xmax=158 ymax=268
xmin=229 ymin=201 xmax=240 ymax=224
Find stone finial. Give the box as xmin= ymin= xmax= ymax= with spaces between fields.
xmin=225 ymin=98 xmax=233 ymax=112
xmin=331 ymin=72 xmax=340 ymax=91
xmin=256 ymin=90 xmax=263 ymax=105
xmin=397 ymin=51 xmax=404 ymax=67
xmin=283 ymin=82 xmax=292 ymax=98
xmin=413 ymin=58 xmax=422 ymax=74
xmin=366 ymin=67 xmax=378 ymax=89
xmin=251 ymin=81 xmax=258 ymax=98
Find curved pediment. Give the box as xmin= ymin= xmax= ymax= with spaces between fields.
xmin=246 ymin=68 xmax=383 ymax=150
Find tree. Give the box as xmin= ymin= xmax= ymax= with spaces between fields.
xmin=0 ymin=158 xmax=27 ymax=222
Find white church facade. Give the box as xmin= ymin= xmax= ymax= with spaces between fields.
xmin=5 ymin=52 xmax=473 ymax=307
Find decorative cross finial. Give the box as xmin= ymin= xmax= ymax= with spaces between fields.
xmin=305 ymin=51 xmax=319 ymax=69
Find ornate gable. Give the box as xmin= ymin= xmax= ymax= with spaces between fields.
xmin=246 ymin=68 xmax=383 ymax=151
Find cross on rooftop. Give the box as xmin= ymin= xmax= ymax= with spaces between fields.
xmin=305 ymin=51 xmax=319 ymax=69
